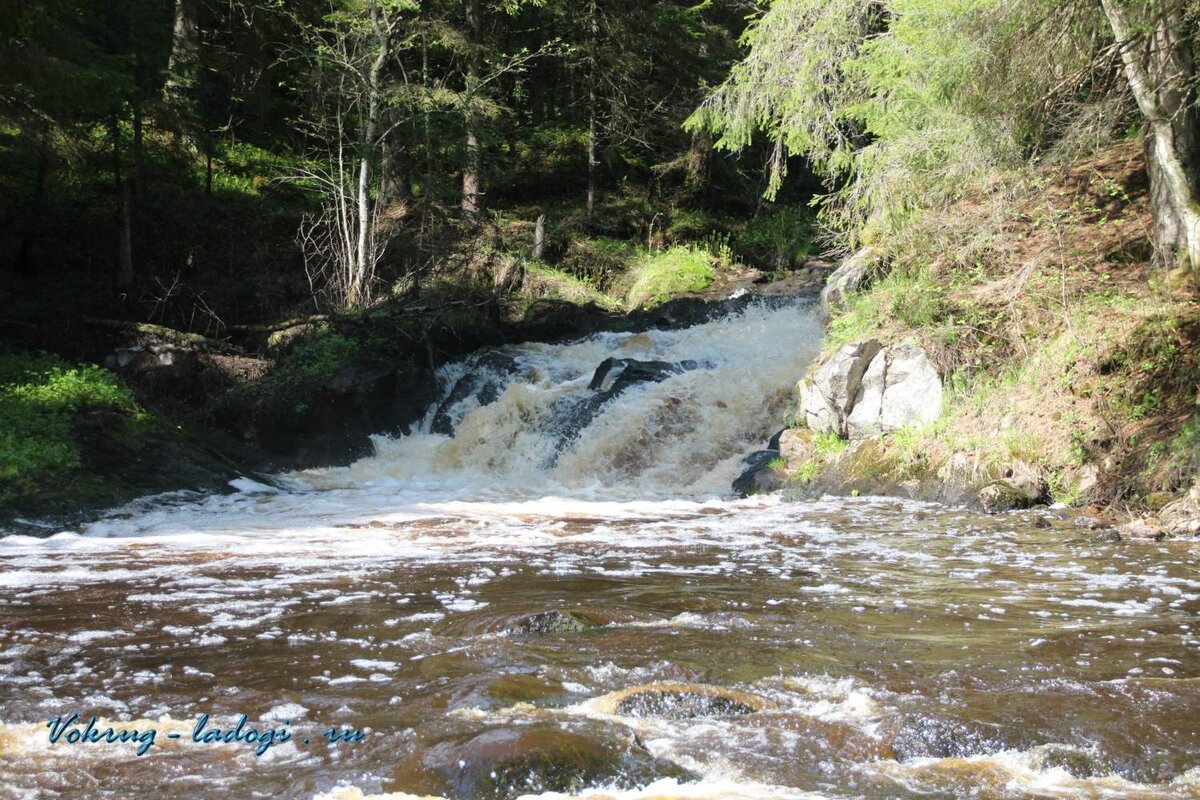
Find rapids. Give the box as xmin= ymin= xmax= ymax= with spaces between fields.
xmin=1 ymin=301 xmax=1198 ymax=799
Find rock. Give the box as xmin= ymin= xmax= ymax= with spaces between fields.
xmin=395 ymin=723 xmax=693 ymax=800
xmin=798 ymin=339 xmax=941 ymax=441
xmin=778 ymin=428 xmax=816 ymax=467
xmin=845 ymin=346 xmax=887 ymax=440
xmin=543 ymin=357 xmax=705 ymax=462
xmin=821 ymin=247 xmax=883 ymax=322
xmin=1074 ymin=515 xmax=1106 ymax=530
xmin=1077 ymin=464 xmax=1101 ymax=499
xmin=431 ymin=350 xmax=523 ymax=436
xmin=798 ymin=339 xmax=883 ymax=436
xmin=978 ymin=462 xmax=1048 ymax=514
xmin=1117 ymin=518 xmax=1166 ymax=541
xmin=732 ymin=449 xmax=785 ymax=497
xmin=505 ymin=610 xmax=602 ymax=636
xmin=590 ymin=683 xmax=771 ymax=720
xmin=878 ymin=343 xmax=943 ymax=433
xmin=1158 ymin=480 xmax=1200 ymax=537
xmin=587 ymin=357 xmax=697 ymax=393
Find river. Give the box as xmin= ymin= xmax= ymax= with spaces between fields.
xmin=1 ymin=302 xmax=1197 ymax=799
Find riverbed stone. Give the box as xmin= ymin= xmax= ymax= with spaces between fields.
xmin=1158 ymin=479 xmax=1200 ymax=537
xmin=590 ymin=683 xmax=771 ymax=720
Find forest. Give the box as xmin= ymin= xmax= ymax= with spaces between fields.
xmin=2 ymin=3 xmax=1200 ymax=799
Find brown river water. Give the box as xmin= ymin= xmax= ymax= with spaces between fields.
xmin=1 ymin=303 xmax=1197 ymax=799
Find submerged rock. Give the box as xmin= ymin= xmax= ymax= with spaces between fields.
xmin=395 ymin=723 xmax=693 ymax=800
xmin=544 ymin=357 xmax=705 ymax=462
xmin=505 ymin=610 xmax=603 ymax=636
xmin=590 ymin=683 xmax=770 ymax=720
xmin=431 ymin=351 xmax=524 ymax=436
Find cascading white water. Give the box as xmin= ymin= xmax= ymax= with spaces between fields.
xmin=303 ymin=300 xmax=824 ymax=500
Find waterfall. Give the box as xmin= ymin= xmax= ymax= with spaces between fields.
xmin=303 ymin=300 xmax=824 ymax=499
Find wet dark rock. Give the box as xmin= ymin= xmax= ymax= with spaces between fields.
xmin=543 ymin=357 xmax=706 ymax=462
xmin=767 ymin=428 xmax=786 ymax=451
xmin=505 ymin=610 xmax=603 ymax=636
xmin=732 ymin=449 xmax=784 ymax=497
xmin=431 ymin=351 xmax=523 ymax=436
xmin=395 ymin=723 xmax=694 ymax=800
xmin=588 ymin=357 xmax=700 ymax=393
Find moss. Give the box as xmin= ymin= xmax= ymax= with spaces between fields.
xmin=0 ymin=351 xmax=144 ymax=508
xmin=623 ymin=246 xmax=715 ymax=309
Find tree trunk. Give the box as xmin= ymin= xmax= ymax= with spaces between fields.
xmin=586 ymin=0 xmax=599 ymax=218
xmin=350 ymin=0 xmax=389 ymax=307
xmin=1101 ymin=0 xmax=1200 ymax=271
xmin=15 ymin=138 xmax=49 ymax=275
xmin=533 ymin=214 xmax=546 ymax=260
xmin=462 ymin=0 xmax=483 ymax=224
xmin=111 ymin=114 xmax=134 ymax=296
xmin=164 ymin=0 xmax=200 ymax=133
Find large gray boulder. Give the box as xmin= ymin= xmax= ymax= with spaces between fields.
xmin=821 ymin=247 xmax=883 ymax=322
xmin=798 ymin=339 xmax=883 ymax=436
xmin=798 ymin=339 xmax=942 ymax=441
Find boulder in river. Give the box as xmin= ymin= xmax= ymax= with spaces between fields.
xmin=732 ymin=449 xmax=786 ymax=497
xmin=798 ymin=339 xmax=942 ymax=441
xmin=589 ymin=683 xmax=771 ymax=720
xmin=431 ymin=351 xmax=524 ymax=436
xmin=505 ymin=610 xmax=603 ymax=636
xmin=544 ymin=357 xmax=705 ymax=461
xmin=977 ymin=460 xmax=1048 ymax=514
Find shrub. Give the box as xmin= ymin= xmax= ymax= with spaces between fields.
xmin=0 ymin=351 xmax=140 ymax=503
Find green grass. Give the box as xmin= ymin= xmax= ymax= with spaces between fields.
xmin=624 ymin=246 xmax=715 ymax=310
xmin=522 ymin=260 xmax=623 ymax=312
xmin=0 ymin=351 xmax=142 ymax=505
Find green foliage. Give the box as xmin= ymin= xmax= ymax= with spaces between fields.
xmin=737 ymin=206 xmax=817 ymax=268
xmin=0 ymin=351 xmax=140 ymax=504
xmin=521 ymin=260 xmax=623 ymax=312
xmin=246 ymin=331 xmax=360 ymax=413
xmin=560 ymin=237 xmax=637 ymax=287
xmin=691 ymin=0 xmax=1123 ymax=247
xmin=624 ymin=246 xmax=715 ymax=309
xmin=813 ymin=428 xmax=848 ymax=458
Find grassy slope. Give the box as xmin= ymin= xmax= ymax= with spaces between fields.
xmin=790 ymin=141 xmax=1199 ymax=514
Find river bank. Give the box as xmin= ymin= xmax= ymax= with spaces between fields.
xmin=736 ymin=142 xmax=1199 ymax=540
